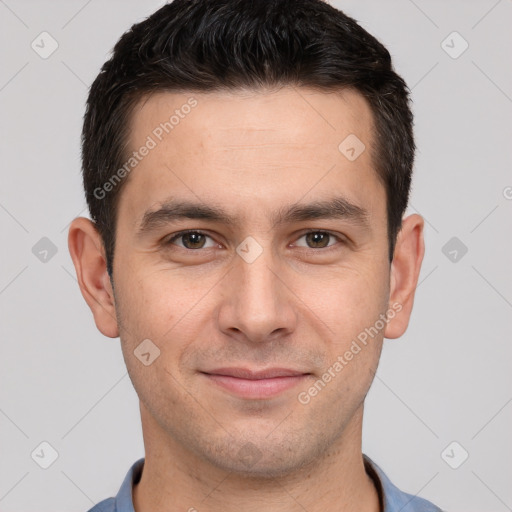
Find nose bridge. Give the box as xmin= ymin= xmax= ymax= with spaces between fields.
xmin=219 ymin=236 xmax=295 ymax=341
xmin=236 ymin=237 xmax=280 ymax=309
xmin=237 ymin=243 xmax=279 ymax=303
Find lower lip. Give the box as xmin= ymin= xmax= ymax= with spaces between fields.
xmin=203 ymin=373 xmax=309 ymax=399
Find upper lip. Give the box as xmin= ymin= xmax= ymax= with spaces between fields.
xmin=203 ymin=368 xmax=309 ymax=380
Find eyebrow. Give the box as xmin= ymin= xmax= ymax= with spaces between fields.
xmin=136 ymin=196 xmax=371 ymax=237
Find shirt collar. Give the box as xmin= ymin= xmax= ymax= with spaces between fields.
xmin=363 ymin=454 xmax=442 ymax=511
xmin=109 ymin=455 xmax=440 ymax=512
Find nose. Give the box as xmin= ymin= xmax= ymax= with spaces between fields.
xmin=216 ymin=242 xmax=297 ymax=344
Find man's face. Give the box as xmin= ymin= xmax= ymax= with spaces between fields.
xmin=112 ymin=87 xmax=391 ymax=476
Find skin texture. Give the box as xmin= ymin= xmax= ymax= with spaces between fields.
xmin=68 ymin=86 xmax=424 ymax=512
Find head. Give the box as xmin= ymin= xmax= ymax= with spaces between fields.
xmin=69 ymin=0 xmax=424 ymax=478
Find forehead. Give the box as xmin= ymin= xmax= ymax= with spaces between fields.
xmin=118 ymin=86 xmax=383 ymax=227
xmin=130 ymin=86 xmax=373 ymax=149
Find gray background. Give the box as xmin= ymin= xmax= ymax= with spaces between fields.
xmin=1 ymin=0 xmax=511 ymax=511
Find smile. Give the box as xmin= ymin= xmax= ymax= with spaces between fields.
xmin=200 ymin=368 xmax=311 ymax=399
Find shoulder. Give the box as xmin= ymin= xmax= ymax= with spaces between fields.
xmin=86 ymin=498 xmax=116 ymax=512
xmin=84 ymin=458 xmax=145 ymax=512
xmin=363 ymin=454 xmax=444 ymax=512
xmin=391 ymin=493 xmax=444 ymax=512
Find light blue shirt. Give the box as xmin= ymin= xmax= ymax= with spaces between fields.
xmin=87 ymin=454 xmax=443 ymax=511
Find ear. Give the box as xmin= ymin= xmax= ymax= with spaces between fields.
xmin=384 ymin=213 xmax=425 ymax=339
xmin=68 ymin=217 xmax=119 ymax=338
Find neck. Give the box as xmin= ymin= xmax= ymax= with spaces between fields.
xmin=133 ymin=404 xmax=380 ymax=512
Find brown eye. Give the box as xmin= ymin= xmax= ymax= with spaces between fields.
xmin=305 ymin=232 xmax=331 ymax=248
xmin=168 ymin=231 xmax=214 ymax=249
xmin=181 ymin=232 xmax=206 ymax=249
xmin=294 ymin=231 xmax=340 ymax=249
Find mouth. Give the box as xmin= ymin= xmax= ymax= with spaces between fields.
xmin=200 ymin=367 xmax=311 ymax=399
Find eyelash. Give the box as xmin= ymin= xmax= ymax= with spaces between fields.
xmin=165 ymin=229 xmax=345 ymax=251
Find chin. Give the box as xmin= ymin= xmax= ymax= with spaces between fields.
xmin=201 ymin=436 xmax=319 ymax=480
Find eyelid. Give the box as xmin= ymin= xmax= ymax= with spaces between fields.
xmin=165 ymin=229 xmax=346 ymax=251
xmin=166 ymin=229 xmax=218 ymax=248
xmin=292 ymin=229 xmax=346 ymax=249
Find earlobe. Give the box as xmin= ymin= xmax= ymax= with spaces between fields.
xmin=384 ymin=214 xmax=425 ymax=340
xmin=68 ymin=217 xmax=119 ymax=338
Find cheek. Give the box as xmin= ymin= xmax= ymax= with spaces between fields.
xmin=115 ymin=267 xmax=214 ymax=359
xmin=304 ymin=267 xmax=388 ymax=407
xmin=304 ymin=262 xmax=390 ymax=344
xmin=114 ymin=272 xmax=195 ymax=405
xmin=113 ymin=273 xmax=171 ymax=361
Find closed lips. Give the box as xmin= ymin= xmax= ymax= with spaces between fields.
xmin=202 ymin=368 xmax=310 ymax=379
